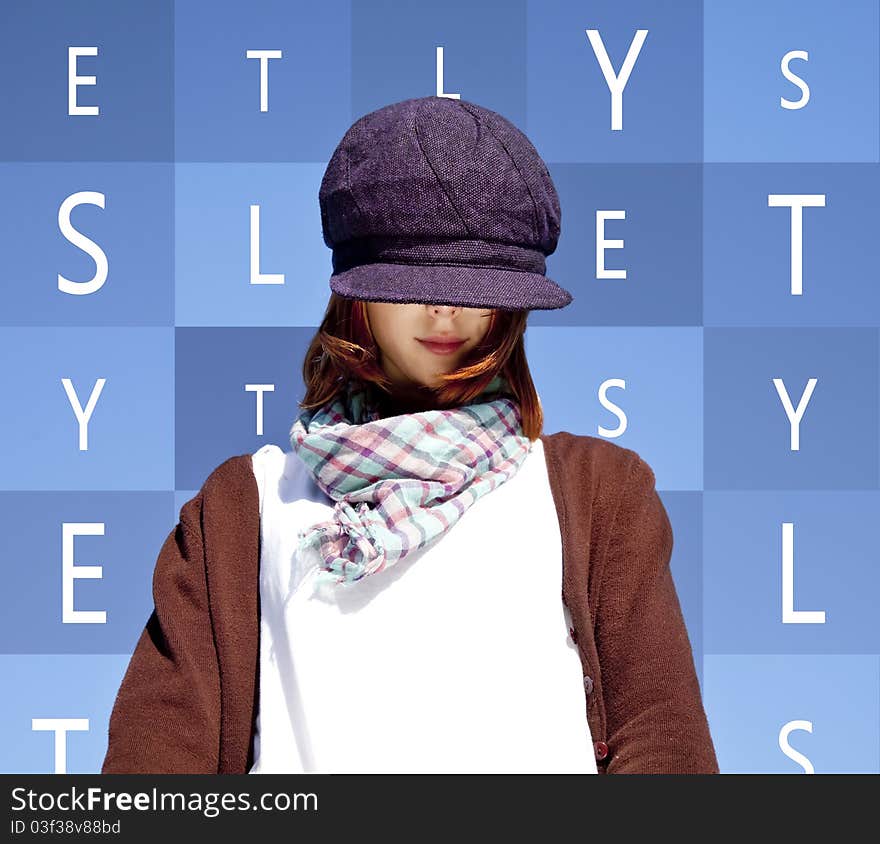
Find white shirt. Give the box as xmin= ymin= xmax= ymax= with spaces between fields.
xmin=248 ymin=437 xmax=597 ymax=774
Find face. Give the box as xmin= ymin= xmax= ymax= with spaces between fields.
xmin=364 ymin=301 xmax=495 ymax=391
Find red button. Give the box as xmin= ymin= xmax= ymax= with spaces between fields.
xmin=594 ymin=741 xmax=609 ymax=761
xmin=568 ymin=625 xmax=578 ymax=644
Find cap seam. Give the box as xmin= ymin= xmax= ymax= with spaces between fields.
xmin=456 ymin=100 xmax=541 ymax=239
xmin=340 ymin=233 xmax=542 ymax=249
xmin=335 ymin=259 xmax=543 ymax=274
xmin=344 ymin=144 xmax=367 ymax=224
xmin=414 ymin=100 xmax=473 ymax=237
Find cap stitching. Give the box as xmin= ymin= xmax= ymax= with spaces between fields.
xmin=456 ymin=100 xmax=541 ymax=239
xmin=344 ymin=142 xmax=367 ymax=224
xmin=413 ymin=100 xmax=474 ymax=238
xmin=335 ymin=258 xmax=543 ymax=274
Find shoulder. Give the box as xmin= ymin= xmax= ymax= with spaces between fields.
xmin=200 ymin=451 xmax=260 ymax=497
xmin=539 ymin=430 xmax=666 ymax=554
xmin=173 ymin=451 xmax=265 ymax=581
xmin=196 ymin=444 xmax=315 ymax=515
xmin=188 ymin=450 xmax=268 ymax=530
xmin=540 ymin=430 xmax=657 ymax=501
xmin=541 ymin=434 xmax=672 ymax=597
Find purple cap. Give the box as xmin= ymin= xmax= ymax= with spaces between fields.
xmin=319 ymin=96 xmax=573 ymax=311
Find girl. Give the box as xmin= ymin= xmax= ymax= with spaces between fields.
xmin=101 ymin=96 xmax=718 ymax=774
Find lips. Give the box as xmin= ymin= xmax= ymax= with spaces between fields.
xmin=418 ymin=338 xmax=466 ymax=355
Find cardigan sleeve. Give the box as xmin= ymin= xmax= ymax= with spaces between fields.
xmin=101 ymin=490 xmax=221 ymax=774
xmin=594 ymin=455 xmax=719 ymax=774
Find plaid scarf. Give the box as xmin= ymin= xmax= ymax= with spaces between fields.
xmin=289 ymin=374 xmax=532 ymax=587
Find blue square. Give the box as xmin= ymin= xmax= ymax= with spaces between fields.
xmin=704 ymin=655 xmax=879 ymax=773
xmin=527 ymin=0 xmax=703 ymax=162
xmin=0 ymin=328 xmax=174 ymax=491
xmin=175 ymin=326 xmax=313 ymax=490
xmin=530 ymin=164 xmax=701 ymax=327
xmin=704 ymin=0 xmax=879 ymax=162
xmin=175 ymin=0 xmax=352 ymax=161
xmin=0 ymin=164 xmax=173 ymax=327
xmin=0 ymin=2 xmax=173 ymax=161
xmin=0 ymin=492 xmax=171 ymax=654
xmin=704 ymin=165 xmax=880 ymax=326
xmin=0 ymin=655 xmax=131 ymax=773
xmin=352 ymin=0 xmax=527 ymax=129
xmin=704 ymin=491 xmax=880 ymax=653
xmin=704 ymin=328 xmax=879 ymax=489
xmin=175 ymin=163 xmax=331 ymax=326
xmin=529 ymin=325 xmax=702 ymax=490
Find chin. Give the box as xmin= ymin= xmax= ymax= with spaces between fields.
xmin=420 ymin=375 xmax=445 ymax=391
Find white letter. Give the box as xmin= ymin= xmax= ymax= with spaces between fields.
xmin=61 ymin=378 xmax=105 ymax=451
xmin=32 ymin=718 xmax=89 ymax=774
xmin=779 ymin=720 xmax=815 ymax=773
xmin=246 ymin=384 xmax=275 ymax=435
xmin=772 ymin=377 xmax=817 ymax=451
xmin=780 ymin=50 xmax=810 ymax=109
xmin=246 ymin=49 xmax=282 ymax=112
xmin=63 ymin=523 xmax=106 ymax=624
xmin=436 ymin=46 xmax=460 ymax=99
xmin=597 ymin=210 xmax=626 ymax=279
xmin=781 ymin=522 xmax=825 ymax=624
xmin=597 ymin=378 xmax=627 ymax=437
xmin=767 ymin=194 xmax=825 ymax=295
xmin=586 ymin=29 xmax=648 ymax=131
xmin=57 ymin=192 xmax=108 ymax=295
xmin=68 ymin=47 xmax=99 ymax=116
xmin=250 ymin=205 xmax=284 ymax=285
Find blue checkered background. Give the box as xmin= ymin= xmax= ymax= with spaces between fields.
xmin=1 ymin=0 xmax=878 ymax=774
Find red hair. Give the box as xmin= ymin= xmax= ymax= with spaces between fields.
xmin=298 ymin=293 xmax=544 ymax=441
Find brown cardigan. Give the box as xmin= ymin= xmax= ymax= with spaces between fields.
xmin=101 ymin=431 xmax=719 ymax=774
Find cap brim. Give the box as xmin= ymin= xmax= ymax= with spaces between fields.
xmin=328 ymin=262 xmax=573 ymax=311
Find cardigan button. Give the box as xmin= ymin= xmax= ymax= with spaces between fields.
xmin=568 ymin=625 xmax=578 ymax=644
xmin=583 ymin=674 xmax=594 ymax=695
xmin=594 ymin=740 xmax=609 ymax=761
